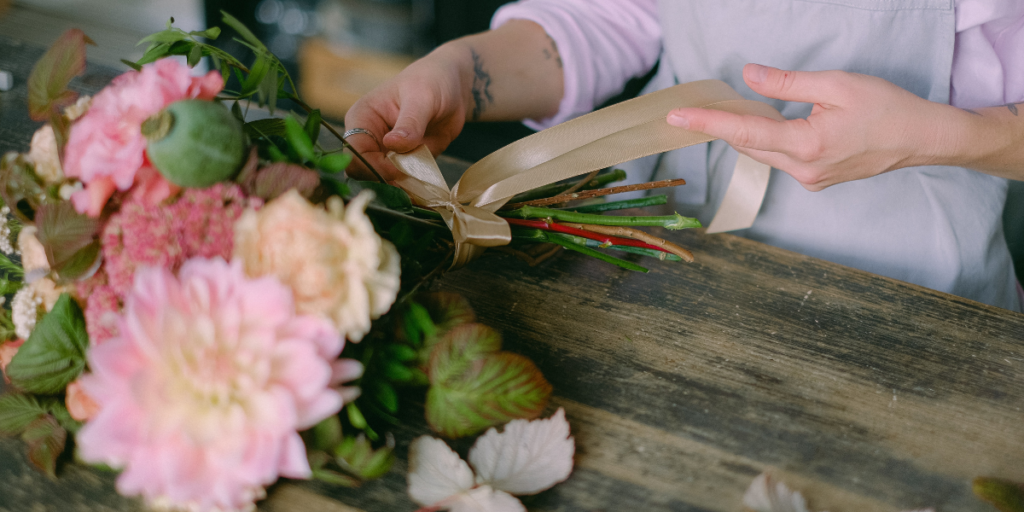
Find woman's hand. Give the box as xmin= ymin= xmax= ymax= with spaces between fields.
xmin=666 ymin=64 xmax=975 ymax=191
xmin=343 ymin=20 xmax=565 ymax=182
xmin=343 ymin=47 xmax=470 ymax=182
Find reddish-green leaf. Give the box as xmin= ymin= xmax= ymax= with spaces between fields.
xmin=426 ymin=352 xmax=551 ymax=439
xmin=21 ymin=415 xmax=66 ymax=478
xmin=428 ymin=324 xmax=501 ymax=383
xmin=34 ymin=201 xmax=101 ymax=281
xmin=248 ymin=163 xmax=320 ymax=201
xmin=423 ymin=293 xmax=476 ymax=337
xmin=28 ymin=29 xmax=94 ymax=121
xmin=425 ymin=324 xmax=551 ymax=438
xmin=334 ymin=434 xmax=394 ymax=480
xmin=975 ymin=477 xmax=1024 ymax=512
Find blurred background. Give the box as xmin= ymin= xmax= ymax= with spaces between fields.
xmin=0 ymin=0 xmax=528 ymax=159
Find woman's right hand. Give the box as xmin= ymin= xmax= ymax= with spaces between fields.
xmin=343 ymin=45 xmax=471 ymax=182
xmin=342 ymin=20 xmax=565 ymax=182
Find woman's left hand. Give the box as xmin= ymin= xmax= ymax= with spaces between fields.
xmin=667 ymin=64 xmax=957 ymax=191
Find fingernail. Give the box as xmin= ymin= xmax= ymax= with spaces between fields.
xmin=746 ymin=64 xmax=771 ymax=85
xmin=390 ymin=129 xmax=408 ymax=140
xmin=667 ymin=113 xmax=690 ymax=129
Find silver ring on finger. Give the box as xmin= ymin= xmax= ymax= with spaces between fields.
xmin=342 ymin=127 xmax=381 ymax=150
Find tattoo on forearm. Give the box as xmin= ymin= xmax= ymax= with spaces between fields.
xmin=543 ymin=34 xmax=563 ymax=69
xmin=1007 ymin=103 xmax=1019 ymax=116
xmin=962 ymin=108 xmax=982 ymax=116
xmin=470 ymin=49 xmax=493 ymax=121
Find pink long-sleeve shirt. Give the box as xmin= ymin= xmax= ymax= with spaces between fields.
xmin=492 ymin=0 xmax=1024 ymax=130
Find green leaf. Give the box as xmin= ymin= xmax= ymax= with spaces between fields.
xmin=230 ymin=100 xmax=244 ymax=123
xmin=401 ymin=301 xmax=437 ymax=348
xmin=371 ymin=382 xmax=399 ymax=414
xmin=22 ymin=415 xmax=66 ymax=478
xmin=6 ymin=294 xmax=89 ymax=395
xmin=187 ymin=44 xmax=203 ymax=68
xmin=240 ymin=53 xmax=271 ymax=96
xmin=43 ymin=400 xmax=81 ymax=434
xmin=28 ymin=29 xmax=93 ymax=121
xmin=975 ymin=478 xmax=1024 ymax=512
xmin=334 ymin=434 xmax=394 ymax=480
xmin=34 ymin=202 xmax=101 ymax=282
xmin=284 ymin=116 xmax=315 ymax=163
xmin=386 ymin=344 xmax=418 ymax=363
xmin=221 ymin=11 xmax=265 ymax=49
xmin=120 ymin=59 xmax=143 ymax=71
xmin=260 ymin=64 xmax=280 ymax=113
xmin=190 ymin=27 xmax=222 ymax=40
xmin=307 ymin=415 xmax=343 ymax=452
xmin=135 ymin=42 xmax=172 ymax=66
xmin=349 ymin=180 xmax=413 ymax=213
xmin=243 ymin=118 xmax=288 ymax=139
xmin=304 ymin=109 xmax=322 ymax=144
xmin=136 ymin=28 xmax=189 ymax=47
xmin=346 ymin=402 xmax=367 ymax=430
xmin=0 ymin=393 xmax=47 ymax=436
xmin=425 ymin=323 xmax=551 ymax=438
xmin=317 ymin=152 xmax=352 ymax=174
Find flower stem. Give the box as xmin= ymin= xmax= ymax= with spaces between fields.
xmin=502 ymin=205 xmax=700 ymax=230
xmin=558 ymin=195 xmax=667 ymax=213
xmin=507 ymin=169 xmax=627 ymax=204
xmin=545 ymin=233 xmax=648 ymax=273
xmin=505 ymin=218 xmax=668 ymax=252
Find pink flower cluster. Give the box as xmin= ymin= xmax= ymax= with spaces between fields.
xmin=81 ymin=183 xmax=259 ymax=344
xmin=63 ymin=59 xmax=223 ymax=217
xmin=77 ymin=258 xmax=346 ymax=512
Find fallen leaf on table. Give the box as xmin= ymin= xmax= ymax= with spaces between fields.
xmin=743 ymin=473 xmax=934 ymax=512
xmin=408 ymin=408 xmax=574 ymax=512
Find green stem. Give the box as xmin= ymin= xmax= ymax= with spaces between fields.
xmin=558 ymin=195 xmax=668 ymax=213
xmin=507 ymin=169 xmax=627 ymax=204
xmin=501 ymin=205 xmax=701 ymax=230
xmin=545 ymin=233 xmax=649 ymax=273
xmin=412 ymin=206 xmax=443 ymax=220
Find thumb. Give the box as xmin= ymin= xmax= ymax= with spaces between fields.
xmin=382 ymin=95 xmax=433 ymax=153
xmin=743 ymin=63 xmax=842 ymax=105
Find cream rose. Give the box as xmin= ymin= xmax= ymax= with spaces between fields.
xmin=233 ymin=190 xmax=400 ymax=341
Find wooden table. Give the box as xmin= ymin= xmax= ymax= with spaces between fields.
xmin=1 ymin=32 xmax=1023 ymax=512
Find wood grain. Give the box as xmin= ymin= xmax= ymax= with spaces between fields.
xmin=1 ymin=29 xmax=1023 ymax=512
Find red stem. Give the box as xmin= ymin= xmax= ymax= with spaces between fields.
xmin=506 ymin=218 xmax=670 ymax=253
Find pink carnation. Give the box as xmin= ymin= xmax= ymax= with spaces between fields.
xmin=64 ymin=59 xmax=223 ymax=216
xmin=76 ymin=258 xmax=346 ymax=512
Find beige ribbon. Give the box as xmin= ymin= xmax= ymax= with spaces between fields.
xmin=387 ymin=79 xmax=785 ymax=268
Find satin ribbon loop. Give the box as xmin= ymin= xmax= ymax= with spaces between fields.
xmin=385 ymin=80 xmax=786 ymax=268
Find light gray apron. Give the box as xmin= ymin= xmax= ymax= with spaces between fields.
xmin=623 ymin=0 xmax=1021 ymax=311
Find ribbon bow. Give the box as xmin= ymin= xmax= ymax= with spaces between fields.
xmin=386 ymin=79 xmax=785 ymax=268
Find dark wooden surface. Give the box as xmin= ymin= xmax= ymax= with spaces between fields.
xmin=2 ymin=29 xmax=1024 ymax=512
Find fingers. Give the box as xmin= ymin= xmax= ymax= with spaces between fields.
xmin=667 ymin=107 xmax=817 ymax=158
xmin=743 ymin=63 xmax=848 ymax=105
xmin=382 ymin=91 xmax=436 ymax=153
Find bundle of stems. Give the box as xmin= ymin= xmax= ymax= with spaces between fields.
xmin=410 ymin=170 xmax=700 ymax=272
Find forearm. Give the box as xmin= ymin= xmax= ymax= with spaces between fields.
xmin=918 ymin=101 xmax=1024 ymax=180
xmin=433 ymin=19 xmax=564 ymax=123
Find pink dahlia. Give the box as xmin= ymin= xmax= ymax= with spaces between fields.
xmin=64 ymin=59 xmax=223 ymax=216
xmin=76 ymin=258 xmax=346 ymax=512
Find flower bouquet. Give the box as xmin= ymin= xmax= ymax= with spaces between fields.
xmin=0 ymin=14 xmax=703 ymax=512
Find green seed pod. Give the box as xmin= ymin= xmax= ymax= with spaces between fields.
xmin=142 ymin=99 xmax=245 ymax=188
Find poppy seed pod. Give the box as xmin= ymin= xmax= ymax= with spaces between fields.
xmin=142 ymin=100 xmax=244 ymax=188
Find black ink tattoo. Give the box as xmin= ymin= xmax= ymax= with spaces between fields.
xmin=470 ymin=49 xmax=493 ymax=122
xmin=1006 ymin=103 xmax=1019 ymax=116
xmin=544 ymin=33 xmax=563 ymax=69
xmin=962 ymin=108 xmax=982 ymax=116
